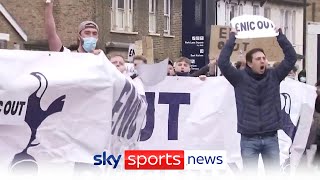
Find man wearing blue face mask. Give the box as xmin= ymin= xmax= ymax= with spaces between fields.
xmin=44 ymin=0 xmax=101 ymax=54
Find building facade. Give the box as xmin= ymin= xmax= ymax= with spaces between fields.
xmin=0 ymin=0 xmax=308 ymax=68
xmin=307 ymin=0 xmax=320 ymax=22
xmin=306 ymin=0 xmax=320 ymax=83
xmin=216 ymin=0 xmax=305 ymax=56
xmin=0 ymin=0 xmax=182 ymax=61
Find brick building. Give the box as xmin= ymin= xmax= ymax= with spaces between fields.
xmin=0 ymin=0 xmax=182 ymax=61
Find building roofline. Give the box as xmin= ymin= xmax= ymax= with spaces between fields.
xmin=266 ymin=0 xmax=308 ymax=6
xmin=220 ymin=0 xmax=308 ymax=7
xmin=0 ymin=3 xmax=27 ymax=41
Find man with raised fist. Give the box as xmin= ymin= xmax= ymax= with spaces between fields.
xmin=44 ymin=0 xmax=102 ymax=55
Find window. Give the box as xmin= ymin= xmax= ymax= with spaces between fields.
xmin=0 ymin=33 xmax=9 ymax=49
xmin=164 ymin=0 xmax=171 ymax=35
xmin=284 ymin=11 xmax=291 ymax=40
xmin=225 ymin=3 xmax=243 ymax=25
xmin=280 ymin=9 xmax=284 ymax=30
xmin=292 ymin=10 xmax=296 ymax=44
xmin=111 ymin=0 xmax=134 ymax=32
xmin=0 ymin=40 xmax=7 ymax=49
xmin=238 ymin=4 xmax=243 ymax=15
xmin=264 ymin=7 xmax=271 ymax=19
xmin=149 ymin=0 xmax=157 ymax=33
xmin=281 ymin=9 xmax=293 ymax=42
xmin=253 ymin=5 xmax=260 ymax=15
xmin=230 ymin=4 xmax=238 ymax=20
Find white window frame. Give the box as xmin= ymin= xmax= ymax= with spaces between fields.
xmin=0 ymin=33 xmax=10 ymax=41
xmin=264 ymin=7 xmax=271 ymax=19
xmin=225 ymin=2 xmax=243 ymax=26
xmin=253 ymin=4 xmax=260 ymax=15
xmin=111 ymin=0 xmax=133 ymax=32
xmin=280 ymin=9 xmax=285 ymax=30
xmin=285 ymin=10 xmax=292 ymax=42
xmin=292 ymin=10 xmax=296 ymax=44
xmin=238 ymin=4 xmax=243 ymax=16
xmin=0 ymin=33 xmax=9 ymax=49
xmin=164 ymin=0 xmax=171 ymax=35
xmin=230 ymin=4 xmax=238 ymax=21
xmin=149 ymin=0 xmax=157 ymax=33
xmin=281 ymin=9 xmax=294 ymax=43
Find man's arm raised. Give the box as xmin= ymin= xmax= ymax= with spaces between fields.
xmin=217 ymin=29 xmax=242 ymax=86
xmin=45 ymin=0 xmax=63 ymax=51
xmin=273 ymin=28 xmax=297 ymax=82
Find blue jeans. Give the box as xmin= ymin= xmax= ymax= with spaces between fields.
xmin=240 ymin=132 xmax=280 ymax=174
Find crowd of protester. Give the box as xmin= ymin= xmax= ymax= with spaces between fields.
xmin=33 ymin=0 xmax=320 ymax=174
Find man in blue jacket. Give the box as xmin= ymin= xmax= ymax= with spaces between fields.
xmin=218 ymin=28 xmax=297 ymax=174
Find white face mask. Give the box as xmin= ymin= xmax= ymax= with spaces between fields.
xmin=299 ymin=76 xmax=306 ymax=83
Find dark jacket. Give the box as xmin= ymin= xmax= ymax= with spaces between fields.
xmin=191 ymin=65 xmax=216 ymax=77
xmin=218 ymin=32 xmax=297 ymax=135
xmin=191 ymin=65 xmax=210 ymax=77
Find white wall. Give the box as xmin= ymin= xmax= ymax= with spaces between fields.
xmin=306 ymin=22 xmax=320 ymax=85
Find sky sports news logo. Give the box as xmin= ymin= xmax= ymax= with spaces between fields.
xmin=93 ymin=150 xmax=226 ymax=170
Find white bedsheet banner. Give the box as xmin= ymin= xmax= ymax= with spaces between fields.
xmin=0 ymin=49 xmax=147 ymax=175
xmin=0 ymin=49 xmax=317 ymax=176
xmin=140 ymin=76 xmax=317 ymax=173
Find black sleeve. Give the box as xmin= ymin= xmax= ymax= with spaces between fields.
xmin=191 ymin=65 xmax=210 ymax=77
xmin=315 ymin=95 xmax=320 ymax=113
xmin=59 ymin=46 xmax=64 ymax=52
xmin=273 ymin=31 xmax=297 ymax=82
xmin=217 ymin=33 xmax=242 ymax=86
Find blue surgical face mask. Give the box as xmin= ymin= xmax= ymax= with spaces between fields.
xmin=82 ymin=37 xmax=97 ymax=52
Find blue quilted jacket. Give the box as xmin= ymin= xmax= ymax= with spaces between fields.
xmin=218 ymin=32 xmax=297 ymax=135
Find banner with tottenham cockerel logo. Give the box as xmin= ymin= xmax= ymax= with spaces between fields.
xmin=0 ymin=49 xmax=147 ymax=176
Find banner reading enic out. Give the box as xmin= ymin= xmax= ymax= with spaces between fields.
xmin=230 ymin=15 xmax=279 ymax=39
xmin=0 ymin=49 xmax=147 ymax=175
xmin=140 ymin=76 xmax=316 ymax=173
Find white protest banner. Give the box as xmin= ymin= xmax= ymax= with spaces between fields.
xmin=0 ymin=49 xmax=147 ymax=176
xmin=140 ymin=77 xmax=316 ymax=174
xmin=0 ymin=49 xmax=316 ymax=176
xmin=230 ymin=15 xmax=279 ymax=39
